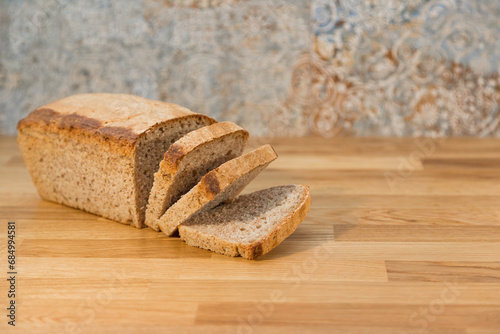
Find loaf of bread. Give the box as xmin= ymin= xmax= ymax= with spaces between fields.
xmin=145 ymin=121 xmax=248 ymax=231
xmin=18 ymin=94 xmax=311 ymax=259
xmin=17 ymin=93 xmax=215 ymax=228
xmin=179 ymin=185 xmax=311 ymax=259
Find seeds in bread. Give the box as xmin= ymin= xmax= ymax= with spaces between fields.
xmin=145 ymin=121 xmax=249 ymax=231
xmin=157 ymin=144 xmax=278 ymax=236
xmin=179 ymin=185 xmax=311 ymax=259
xmin=17 ymin=93 xmax=215 ymax=228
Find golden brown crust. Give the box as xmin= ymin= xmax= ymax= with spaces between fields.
xmin=199 ymin=144 xmax=277 ymax=198
xmin=161 ymin=122 xmax=248 ymax=170
xmin=18 ymin=108 xmax=103 ymax=129
xmin=202 ymin=173 xmax=221 ymax=198
xmin=163 ymin=143 xmax=186 ymax=166
xmin=196 ymin=144 xmax=277 ymax=202
xmin=17 ymin=93 xmax=216 ymax=147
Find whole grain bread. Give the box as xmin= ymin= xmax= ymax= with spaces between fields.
xmin=145 ymin=121 xmax=248 ymax=231
xmin=178 ymin=185 xmax=311 ymax=259
xmin=17 ymin=93 xmax=215 ymax=228
xmin=157 ymin=144 xmax=278 ymax=236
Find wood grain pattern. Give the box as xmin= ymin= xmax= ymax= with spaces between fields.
xmin=1 ymin=136 xmax=500 ymax=333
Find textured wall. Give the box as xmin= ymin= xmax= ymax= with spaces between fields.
xmin=311 ymin=0 xmax=500 ymax=137
xmin=0 ymin=0 xmax=499 ymax=137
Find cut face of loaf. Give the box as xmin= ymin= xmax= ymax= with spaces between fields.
xmin=17 ymin=93 xmax=215 ymax=228
xmin=157 ymin=144 xmax=278 ymax=236
xmin=179 ymin=185 xmax=311 ymax=260
xmin=145 ymin=121 xmax=249 ymax=231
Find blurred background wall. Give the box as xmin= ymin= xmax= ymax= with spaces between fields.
xmin=0 ymin=0 xmax=499 ymax=137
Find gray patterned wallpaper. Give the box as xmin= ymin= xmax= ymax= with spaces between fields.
xmin=1 ymin=0 xmax=499 ymax=137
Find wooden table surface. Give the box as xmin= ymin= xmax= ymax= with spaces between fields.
xmin=1 ymin=136 xmax=500 ymax=333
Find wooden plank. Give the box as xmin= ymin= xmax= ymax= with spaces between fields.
xmin=195 ymin=302 xmax=499 ymax=329
xmin=386 ymin=261 xmax=500 ymax=283
xmin=310 ymin=208 xmax=500 ymax=226
xmin=18 ymin=238 xmax=211 ymax=258
xmin=272 ymin=155 xmax=422 ymax=171
xmin=15 ymin=256 xmax=388 ymax=282
xmin=141 ymin=280 xmax=500 ymax=305
xmin=334 ymin=225 xmax=500 ymax=242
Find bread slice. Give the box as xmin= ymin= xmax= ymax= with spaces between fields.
xmin=157 ymin=144 xmax=278 ymax=236
xmin=17 ymin=93 xmax=215 ymax=228
xmin=145 ymin=121 xmax=249 ymax=231
xmin=179 ymin=185 xmax=311 ymax=259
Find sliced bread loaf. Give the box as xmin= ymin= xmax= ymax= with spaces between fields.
xmin=178 ymin=185 xmax=311 ymax=260
xmin=145 ymin=121 xmax=249 ymax=231
xmin=17 ymin=93 xmax=215 ymax=228
xmin=157 ymin=144 xmax=278 ymax=236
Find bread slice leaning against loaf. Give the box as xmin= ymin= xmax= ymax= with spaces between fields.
xmin=145 ymin=121 xmax=249 ymax=231
xmin=157 ymin=144 xmax=278 ymax=236
xmin=179 ymin=185 xmax=311 ymax=260
xmin=17 ymin=93 xmax=215 ymax=228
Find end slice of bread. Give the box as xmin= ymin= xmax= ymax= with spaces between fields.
xmin=157 ymin=144 xmax=278 ymax=236
xmin=145 ymin=121 xmax=249 ymax=231
xmin=178 ymin=185 xmax=311 ymax=260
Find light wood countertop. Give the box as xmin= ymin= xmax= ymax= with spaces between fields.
xmin=1 ymin=136 xmax=499 ymax=333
